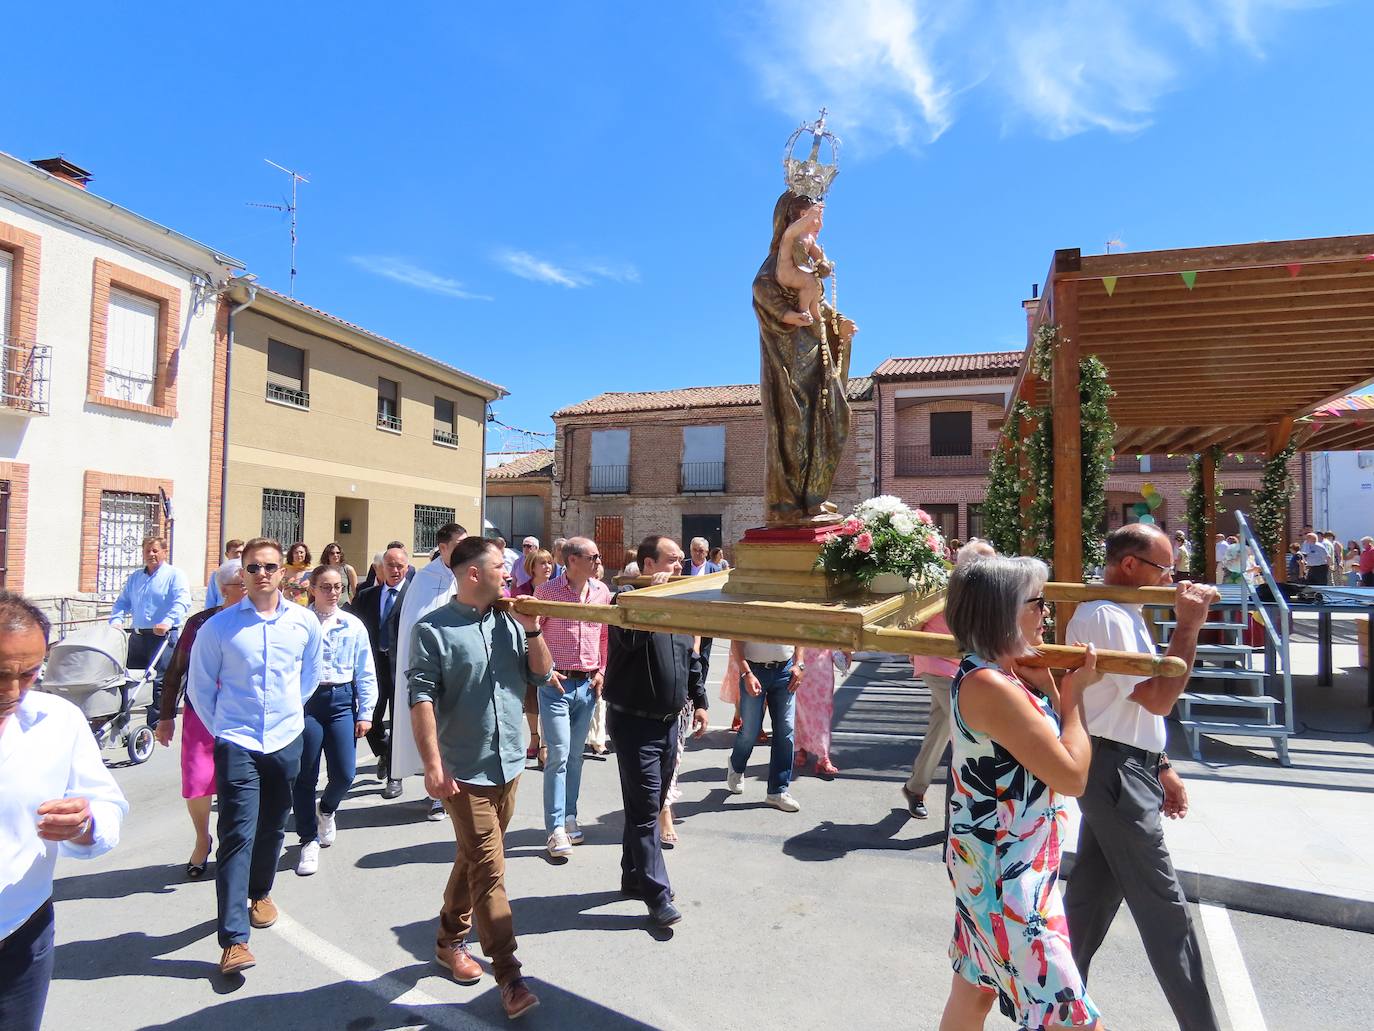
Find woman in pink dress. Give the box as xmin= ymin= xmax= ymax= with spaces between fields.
xmin=793 ymin=647 xmax=840 ymax=776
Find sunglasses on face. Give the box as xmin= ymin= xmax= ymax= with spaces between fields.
xmin=1026 ymin=596 xmax=1047 ymax=613
xmin=1130 ymin=555 xmax=1175 ymax=576
xmin=314 ymin=582 xmax=344 ymax=592
xmin=245 ymin=563 xmax=281 ymax=574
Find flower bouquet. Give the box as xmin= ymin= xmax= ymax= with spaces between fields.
xmin=816 ymin=496 xmax=949 ymax=595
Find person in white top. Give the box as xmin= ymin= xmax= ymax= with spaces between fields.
xmin=725 ymin=639 xmax=804 ymax=812
xmin=1063 ymin=524 xmax=1222 ymax=1031
xmin=0 ymin=592 xmax=128 ymax=1031
xmin=391 ymin=522 xmax=467 ymax=821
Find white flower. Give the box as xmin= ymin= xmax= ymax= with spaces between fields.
xmin=855 ymin=495 xmax=914 ymax=523
xmin=891 ymin=512 xmax=917 ymax=536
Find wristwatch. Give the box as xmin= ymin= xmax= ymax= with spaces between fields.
xmin=525 ymin=628 xmax=542 ymax=638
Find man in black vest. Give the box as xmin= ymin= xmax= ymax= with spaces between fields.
xmin=348 ymin=544 xmax=414 ymax=798
xmin=604 ymin=534 xmax=708 ymax=927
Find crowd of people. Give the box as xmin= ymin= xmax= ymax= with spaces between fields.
xmin=0 ymin=514 xmax=1274 ymax=1029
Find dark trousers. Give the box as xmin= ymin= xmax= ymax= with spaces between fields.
xmin=1065 ymin=746 xmax=1220 ymax=1031
xmin=366 ymin=652 xmax=393 ymax=763
xmin=697 ymin=638 xmax=714 ymax=685
xmin=1306 ymin=564 xmax=1331 ymax=586
xmin=608 ymin=708 xmax=679 ymax=907
xmin=214 ymin=734 xmax=303 ymax=947
xmin=128 ymin=628 xmax=176 ymax=724
xmin=1363 ymin=571 xmax=1374 ymax=588
xmin=0 ymin=900 xmax=54 ymax=1031
xmin=293 ymin=683 xmax=358 ymax=842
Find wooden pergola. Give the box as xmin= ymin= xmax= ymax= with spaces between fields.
xmin=1009 ymin=234 xmax=1374 ymax=588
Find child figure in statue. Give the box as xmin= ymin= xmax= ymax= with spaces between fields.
xmin=774 ymin=202 xmax=827 ymax=327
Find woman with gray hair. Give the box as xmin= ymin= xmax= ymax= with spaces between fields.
xmin=155 ymin=559 xmax=247 ymax=879
xmin=938 ymin=555 xmax=1102 ymax=1031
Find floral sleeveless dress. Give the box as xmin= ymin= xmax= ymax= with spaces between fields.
xmin=946 ymin=655 xmax=1098 ymax=1029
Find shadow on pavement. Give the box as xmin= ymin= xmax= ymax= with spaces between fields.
xmin=781 ymin=807 xmax=945 ymax=861
xmin=54 ymin=860 xmax=189 ymax=902
xmin=53 ymin=919 xmax=219 ymax=984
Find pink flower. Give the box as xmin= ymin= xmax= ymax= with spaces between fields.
xmin=835 ymin=517 xmax=863 ymax=537
xmin=855 ymin=532 xmax=873 ymax=554
xmin=914 ymin=509 xmax=933 ymax=525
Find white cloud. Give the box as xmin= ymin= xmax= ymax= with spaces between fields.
xmin=742 ymin=0 xmax=1318 ymax=146
xmin=349 ymin=256 xmax=492 ymax=301
xmin=494 ymin=249 xmax=640 ymax=288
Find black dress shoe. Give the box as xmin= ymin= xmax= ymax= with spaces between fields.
xmin=376 ymin=758 xmax=389 ymax=783
xmin=382 ymin=778 xmax=403 ymax=799
xmin=901 ymin=785 xmax=928 ymax=820
xmin=648 ymin=899 xmax=683 ymax=927
xmin=621 ymin=879 xmax=675 ymax=902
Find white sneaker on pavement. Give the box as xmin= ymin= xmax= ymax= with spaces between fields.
xmin=296 ymin=840 xmax=321 ymax=875
xmin=427 ymin=799 xmax=446 ymax=822
xmin=766 ymin=792 xmax=802 ymax=813
xmin=726 ymin=768 xmax=744 ymax=795
xmin=547 ymin=828 xmax=574 ymax=857
xmin=565 ymin=818 xmax=584 ymax=844
xmin=317 ymin=806 xmax=336 ymax=847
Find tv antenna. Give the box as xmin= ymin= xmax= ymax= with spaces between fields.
xmin=1105 ymin=236 xmax=1126 ymax=254
xmin=248 ymin=159 xmax=309 ymax=296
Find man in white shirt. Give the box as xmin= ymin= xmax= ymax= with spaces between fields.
xmin=391 ymin=522 xmax=467 ymax=820
xmin=1299 ymin=532 xmax=1330 ymax=586
xmin=1063 ymin=524 xmax=1222 ymax=1031
xmin=725 ymin=638 xmax=803 ymax=812
xmin=1213 ymin=533 xmax=1227 ymax=570
xmin=188 ymin=537 xmax=323 ymax=977
xmin=0 ymin=593 xmax=128 ymax=1031
xmin=1221 ymin=534 xmax=1249 ymax=585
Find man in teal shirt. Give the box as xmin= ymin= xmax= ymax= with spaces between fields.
xmin=408 ymin=536 xmax=551 ymax=1021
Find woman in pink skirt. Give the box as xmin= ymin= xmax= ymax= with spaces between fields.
xmin=155 ymin=560 xmax=246 ymax=878
xmin=793 ymin=647 xmax=840 ymax=776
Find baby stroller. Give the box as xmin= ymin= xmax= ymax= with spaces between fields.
xmin=42 ymin=623 xmax=169 ymax=765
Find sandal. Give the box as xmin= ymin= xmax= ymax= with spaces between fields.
xmin=526 ymin=733 xmax=541 ymax=762
xmin=794 ymin=749 xmax=809 ymax=768
xmin=815 ymin=757 xmax=840 ymax=778
xmin=659 ymin=808 xmax=678 ymax=847
xmin=187 ymin=838 xmax=213 ymax=879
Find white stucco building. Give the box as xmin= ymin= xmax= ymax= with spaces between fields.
xmin=0 ymin=152 xmax=240 ymax=612
xmin=1311 ymin=449 xmax=1374 ymax=545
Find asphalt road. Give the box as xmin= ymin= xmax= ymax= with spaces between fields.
xmin=39 ymin=653 xmax=1374 ymax=1030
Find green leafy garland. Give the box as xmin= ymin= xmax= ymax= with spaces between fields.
xmin=1029 ymin=323 xmax=1058 ymax=380
xmin=1252 ymin=440 xmax=1298 ymax=565
xmin=983 ymin=399 xmax=1028 ymax=555
xmin=1025 ymin=403 xmax=1054 ymax=563
xmin=1078 ymin=356 xmax=1115 ymax=571
xmin=1182 ymin=446 xmax=1224 ymax=579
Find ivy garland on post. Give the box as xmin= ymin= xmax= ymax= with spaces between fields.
xmin=1025 ymin=403 xmax=1055 ymax=564
xmin=1029 ymin=323 xmax=1058 ymax=380
xmin=983 ymin=400 xmax=1027 ymax=555
xmin=1077 ymin=355 xmax=1115 ymax=572
xmin=1252 ymin=440 xmax=1298 ymax=565
xmin=1182 ymin=446 xmax=1223 ymax=580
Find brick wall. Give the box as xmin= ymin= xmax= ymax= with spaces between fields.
xmin=0 ymin=461 xmax=30 ymax=591
xmin=203 ymin=298 xmax=229 ymax=581
xmin=0 ymin=221 xmax=41 ymax=396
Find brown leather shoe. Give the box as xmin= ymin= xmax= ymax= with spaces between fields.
xmin=434 ymin=941 xmax=482 ymax=985
xmin=500 ymin=978 xmax=539 ymax=1020
xmin=249 ymin=896 xmax=278 ymax=929
xmin=219 ymin=943 xmax=256 ymax=975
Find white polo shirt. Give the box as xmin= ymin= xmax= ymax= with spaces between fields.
xmin=742 ymin=641 xmax=795 ymax=664
xmin=1065 ymin=600 xmax=1166 ymax=753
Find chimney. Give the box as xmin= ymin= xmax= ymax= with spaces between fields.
xmin=30 ymin=157 xmax=94 ymax=189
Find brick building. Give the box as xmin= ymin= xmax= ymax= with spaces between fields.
xmin=485 ymin=449 xmax=554 ymax=547
xmin=551 ymin=380 xmax=875 ymax=568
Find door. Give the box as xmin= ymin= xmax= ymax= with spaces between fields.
xmin=97 ymin=491 xmax=162 ymax=599
xmin=923 ymin=504 xmax=958 ymax=541
xmin=681 ymin=514 xmax=723 ymax=553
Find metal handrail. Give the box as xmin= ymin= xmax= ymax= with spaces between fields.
xmin=1233 ymin=509 xmax=1293 ymax=734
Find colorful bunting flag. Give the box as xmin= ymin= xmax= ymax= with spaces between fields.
xmin=1180 ymin=270 xmax=1197 ymax=289
xmin=1102 ymin=276 xmax=1118 ymax=296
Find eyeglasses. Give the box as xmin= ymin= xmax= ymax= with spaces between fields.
xmin=244 ymin=563 xmax=281 ymax=574
xmin=1025 ymin=596 xmax=1047 ymax=613
xmin=1130 ymin=555 xmax=1175 ymax=576
xmin=577 ymin=552 xmax=601 ymax=563
xmin=314 ymin=582 xmax=344 ymax=592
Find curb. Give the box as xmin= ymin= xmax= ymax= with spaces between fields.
xmin=1062 ymin=852 xmax=1374 ymax=934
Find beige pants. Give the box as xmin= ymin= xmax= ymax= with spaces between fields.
xmin=906 ymin=674 xmax=952 ymax=797
xmin=585 ymin=695 xmax=609 ymax=750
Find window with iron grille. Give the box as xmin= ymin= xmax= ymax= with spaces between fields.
xmin=589 ymin=429 xmax=630 ymax=494
xmin=929 ymin=411 xmax=973 ymax=457
xmin=433 ymin=397 xmax=458 ymax=447
xmin=261 ymin=488 xmax=305 ymax=546
xmin=0 ymin=480 xmax=10 ymax=589
xmin=681 ymin=425 xmax=725 ymax=492
xmin=266 ymin=339 xmax=310 ymax=409
xmin=97 ymin=490 xmax=162 ymax=599
xmin=378 ymin=377 xmax=402 ymax=431
xmin=414 ymin=504 xmax=456 ymax=554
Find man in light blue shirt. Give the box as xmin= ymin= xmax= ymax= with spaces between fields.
xmin=204 ymin=538 xmax=244 ymax=608
xmin=108 ymin=536 xmax=190 ymax=725
xmin=187 ymin=536 xmax=323 ymax=977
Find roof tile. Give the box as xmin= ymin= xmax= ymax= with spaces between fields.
xmin=872 ymin=350 xmax=1023 ymax=380
xmin=553 ymin=378 xmax=873 ymax=418
xmin=486 ymin=449 xmax=554 ymax=479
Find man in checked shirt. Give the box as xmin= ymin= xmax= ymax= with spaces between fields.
xmin=533 ymin=536 xmax=611 ymax=859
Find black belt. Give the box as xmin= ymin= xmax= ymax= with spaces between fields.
xmin=746 ymin=658 xmax=792 ymax=670
xmin=607 ymin=701 xmax=677 ymax=724
xmin=556 ymin=668 xmax=597 ymax=678
xmin=132 ymin=627 xmax=168 ymax=635
xmin=1092 ymin=735 xmax=1161 ymax=769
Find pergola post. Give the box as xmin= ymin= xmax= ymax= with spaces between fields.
xmin=1202 ymin=449 xmax=1218 ymax=583
xmin=1266 ymin=417 xmax=1295 ymax=580
xmin=1051 ymin=276 xmax=1082 ymax=640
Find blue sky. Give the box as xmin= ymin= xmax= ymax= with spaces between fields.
xmin=4 ymin=2 xmax=1365 ymax=446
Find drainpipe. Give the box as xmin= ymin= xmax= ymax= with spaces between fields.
xmin=220 ymin=282 xmax=257 ymax=548
xmin=481 ymin=404 xmax=491 ymax=536
xmin=874 ymin=381 xmax=883 ymax=496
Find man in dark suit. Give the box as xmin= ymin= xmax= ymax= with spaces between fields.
xmin=684 ymin=537 xmax=723 ymax=684
xmin=347 ymin=544 xmax=414 ymax=798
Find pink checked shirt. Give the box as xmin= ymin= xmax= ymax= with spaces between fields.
xmin=911 ymin=612 xmax=959 ymax=679
xmin=534 ymin=574 xmax=612 ymax=672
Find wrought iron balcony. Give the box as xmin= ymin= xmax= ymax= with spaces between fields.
xmin=680 ymin=461 xmax=725 ymax=493
xmin=0 ymin=342 xmax=51 ymax=415
xmin=266 ymin=382 xmax=310 ymax=409
xmin=894 ymin=446 xmax=990 ymax=477
xmin=433 ymin=428 xmax=459 ymax=447
xmin=589 ymin=464 xmax=630 ymax=494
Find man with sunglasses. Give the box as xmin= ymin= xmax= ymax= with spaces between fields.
xmin=1063 ymin=523 xmax=1222 ymax=1031
xmin=187 ymin=537 xmax=323 ymax=977
xmin=533 ymin=536 xmax=612 ymax=857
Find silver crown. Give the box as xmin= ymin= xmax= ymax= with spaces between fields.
xmin=782 ymin=108 xmax=841 ymax=201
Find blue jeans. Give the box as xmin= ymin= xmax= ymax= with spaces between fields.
xmin=293 ymin=682 xmax=358 ymax=842
xmin=538 ymin=675 xmax=597 ymax=833
xmin=730 ymin=660 xmax=796 ymax=794
xmin=214 ymin=734 xmax=303 ymax=947
xmin=0 ymin=900 xmax=53 ymax=1031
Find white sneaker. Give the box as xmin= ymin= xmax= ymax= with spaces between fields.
xmin=564 ymin=818 xmax=584 ymax=845
xmin=427 ymin=799 xmax=446 ymax=822
xmin=726 ymin=768 xmax=744 ymax=795
xmin=766 ymin=792 xmax=802 ymax=813
xmin=547 ymin=828 xmax=573 ymax=857
xmin=296 ymin=840 xmax=321 ymax=876
xmin=317 ymin=806 xmax=336 ymax=847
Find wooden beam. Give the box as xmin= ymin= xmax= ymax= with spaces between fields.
xmin=1074 ymin=233 xmax=1374 ymax=279
xmin=1078 ymin=309 xmax=1374 ymax=336
xmin=859 ymin=626 xmax=1187 ymax=677
xmin=1051 ymin=278 xmax=1083 ymax=638
xmin=1083 ymin=294 xmax=1374 ymax=326
xmin=1082 ymin=326 xmax=1374 ymax=347
xmin=1043 ymin=582 xmax=1178 ymax=604
xmin=1202 ymin=449 xmax=1218 ymax=583
xmin=1078 ymin=268 xmax=1374 ymax=310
